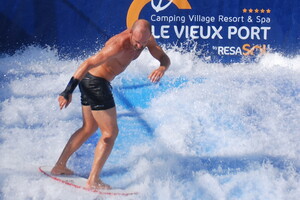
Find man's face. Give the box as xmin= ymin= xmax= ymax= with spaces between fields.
xmin=131 ymin=30 xmax=150 ymax=50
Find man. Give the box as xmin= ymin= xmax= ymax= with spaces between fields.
xmin=51 ymin=19 xmax=170 ymax=190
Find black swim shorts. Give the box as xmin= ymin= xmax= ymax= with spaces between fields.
xmin=79 ymin=73 xmax=115 ymax=110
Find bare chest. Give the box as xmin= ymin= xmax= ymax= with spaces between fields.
xmin=91 ymin=48 xmax=144 ymax=80
xmin=114 ymin=48 xmax=143 ymax=66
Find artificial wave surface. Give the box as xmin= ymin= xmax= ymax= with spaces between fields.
xmin=0 ymin=46 xmax=299 ymax=200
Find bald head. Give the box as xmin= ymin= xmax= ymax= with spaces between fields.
xmin=131 ymin=19 xmax=151 ymax=36
xmin=130 ymin=19 xmax=152 ymax=50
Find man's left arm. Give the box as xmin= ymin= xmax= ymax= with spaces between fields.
xmin=147 ymin=36 xmax=171 ymax=83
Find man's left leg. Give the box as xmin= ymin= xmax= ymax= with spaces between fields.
xmin=86 ymin=106 xmax=119 ymax=189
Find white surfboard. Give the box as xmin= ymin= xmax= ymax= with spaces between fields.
xmin=39 ymin=166 xmax=138 ymax=196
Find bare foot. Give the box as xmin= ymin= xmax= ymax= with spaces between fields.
xmin=51 ymin=165 xmax=74 ymax=175
xmin=86 ymin=179 xmax=112 ymax=190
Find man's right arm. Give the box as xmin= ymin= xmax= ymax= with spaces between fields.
xmin=58 ymin=38 xmax=123 ymax=109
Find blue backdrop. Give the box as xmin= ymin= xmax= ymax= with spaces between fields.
xmin=0 ymin=0 xmax=299 ymax=62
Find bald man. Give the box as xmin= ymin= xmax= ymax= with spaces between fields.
xmin=51 ymin=19 xmax=170 ymax=190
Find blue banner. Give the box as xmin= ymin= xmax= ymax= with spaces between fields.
xmin=0 ymin=0 xmax=299 ymax=62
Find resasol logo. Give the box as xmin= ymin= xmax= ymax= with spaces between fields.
xmin=126 ymin=0 xmax=192 ymax=28
xmin=215 ymin=44 xmax=270 ymax=56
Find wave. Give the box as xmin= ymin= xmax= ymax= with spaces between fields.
xmin=0 ymin=45 xmax=299 ymax=199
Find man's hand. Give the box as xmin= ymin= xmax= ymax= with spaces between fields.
xmin=148 ymin=66 xmax=166 ymax=83
xmin=58 ymin=95 xmax=72 ymax=110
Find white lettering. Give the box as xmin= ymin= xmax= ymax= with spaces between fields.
xmin=199 ymin=26 xmax=210 ymax=39
xmin=190 ymin=26 xmax=198 ymax=39
xmin=217 ymin=46 xmax=243 ymax=55
xmin=174 ymin=26 xmax=185 ymax=38
xmin=251 ymin=26 xmax=260 ymax=40
xmin=150 ymin=14 xmax=185 ymax=23
xmin=256 ymin=16 xmax=271 ymax=24
xmin=161 ymin=25 xmax=170 ymax=39
xmin=151 ymin=25 xmax=160 ymax=39
xmin=211 ymin=26 xmax=223 ymax=39
xmin=173 ymin=26 xmax=223 ymax=39
xmin=188 ymin=15 xmax=215 ymax=23
xmin=260 ymin=27 xmax=271 ymax=40
xmin=228 ymin=26 xmax=271 ymax=40
xmin=238 ymin=26 xmax=250 ymax=40
xmin=219 ymin=15 xmax=245 ymax=23
xmin=185 ymin=25 xmax=189 ymax=38
xmin=228 ymin=26 xmax=238 ymax=39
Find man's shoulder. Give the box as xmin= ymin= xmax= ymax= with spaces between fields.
xmin=106 ymin=30 xmax=130 ymax=47
xmin=113 ymin=29 xmax=130 ymax=40
xmin=146 ymin=35 xmax=158 ymax=47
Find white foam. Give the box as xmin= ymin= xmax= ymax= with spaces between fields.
xmin=0 ymin=46 xmax=299 ymax=199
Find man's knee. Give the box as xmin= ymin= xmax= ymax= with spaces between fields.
xmin=101 ymin=128 xmax=118 ymax=145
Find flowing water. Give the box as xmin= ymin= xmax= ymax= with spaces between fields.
xmin=0 ymin=46 xmax=299 ymax=199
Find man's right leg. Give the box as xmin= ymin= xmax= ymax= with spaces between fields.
xmin=51 ymin=106 xmax=98 ymax=175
